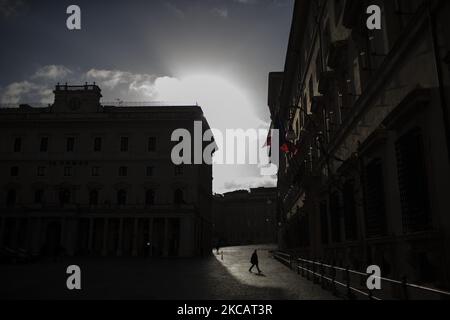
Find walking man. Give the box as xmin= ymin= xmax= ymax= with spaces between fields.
xmin=249 ymin=249 xmax=262 ymax=274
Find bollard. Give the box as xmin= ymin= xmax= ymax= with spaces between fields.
xmin=346 ymin=266 xmax=352 ymax=299
xmin=402 ymin=276 xmax=409 ymax=300
xmin=221 ymin=252 xmax=223 ymax=261
xmin=320 ymin=262 xmax=325 ymax=288
xmin=331 ymin=266 xmax=337 ymax=296
xmin=301 ymin=260 xmax=305 ymax=277
xmin=313 ymin=261 xmax=318 ymax=284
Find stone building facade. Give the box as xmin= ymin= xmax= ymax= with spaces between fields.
xmin=212 ymin=188 xmax=277 ymax=246
xmin=0 ymin=84 xmax=213 ymax=258
xmin=269 ymin=0 xmax=450 ymax=289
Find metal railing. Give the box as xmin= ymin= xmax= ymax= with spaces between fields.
xmin=0 ymin=101 xmax=197 ymax=109
xmin=273 ymin=251 xmax=292 ymax=268
xmin=273 ymin=251 xmax=450 ymax=300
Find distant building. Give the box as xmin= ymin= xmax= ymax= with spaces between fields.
xmin=269 ymin=0 xmax=450 ymax=288
xmin=0 ymin=84 xmax=213 ymax=257
xmin=213 ymin=188 xmax=277 ymax=246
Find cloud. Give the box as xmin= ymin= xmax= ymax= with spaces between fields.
xmin=0 ymin=81 xmax=52 ymax=104
xmin=32 ymin=65 xmax=73 ymax=80
xmin=86 ymin=69 xmax=137 ymax=89
xmin=221 ymin=176 xmax=277 ymax=194
xmin=211 ymin=7 xmax=228 ymax=18
xmin=163 ymin=1 xmax=185 ymax=19
xmin=85 ymin=68 xmax=160 ymax=100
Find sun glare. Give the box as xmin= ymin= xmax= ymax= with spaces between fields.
xmin=155 ymin=73 xmax=260 ymax=131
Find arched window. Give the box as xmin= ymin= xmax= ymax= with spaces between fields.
xmin=59 ymin=188 xmax=71 ymax=205
xmin=174 ymin=188 xmax=184 ymax=205
xmin=6 ymin=189 xmax=16 ymax=207
xmin=117 ymin=189 xmax=127 ymax=206
xmin=145 ymin=189 xmax=155 ymax=206
xmin=89 ymin=190 xmax=99 ymax=206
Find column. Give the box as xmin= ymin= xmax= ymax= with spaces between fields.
xmin=66 ymin=218 xmax=75 ymax=257
xmin=132 ymin=218 xmax=138 ymax=257
xmin=87 ymin=218 xmax=94 ymax=255
xmin=117 ymin=218 xmax=124 ymax=256
xmin=163 ymin=218 xmax=169 ymax=257
xmin=148 ymin=218 xmax=153 ymax=257
xmin=34 ymin=218 xmax=43 ymax=256
xmin=26 ymin=216 xmax=32 ymax=252
xmin=102 ymin=218 xmax=109 ymax=257
xmin=0 ymin=218 xmax=4 ymax=247
xmin=12 ymin=218 xmax=20 ymax=249
xmin=61 ymin=217 xmax=67 ymax=250
xmin=179 ymin=217 xmax=194 ymax=257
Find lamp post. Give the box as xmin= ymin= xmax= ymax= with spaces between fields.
xmin=266 ymin=199 xmax=273 ymax=243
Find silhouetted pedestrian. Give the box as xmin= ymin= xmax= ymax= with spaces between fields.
xmin=249 ymin=249 xmax=261 ymax=273
xmin=216 ymin=243 xmax=220 ymax=255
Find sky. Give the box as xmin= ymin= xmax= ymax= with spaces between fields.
xmin=0 ymin=0 xmax=294 ymax=194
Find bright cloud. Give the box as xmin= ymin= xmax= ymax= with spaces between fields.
xmin=1 ymin=81 xmax=52 ymax=104
xmin=222 ymin=176 xmax=277 ymax=193
xmin=32 ymin=65 xmax=72 ymax=80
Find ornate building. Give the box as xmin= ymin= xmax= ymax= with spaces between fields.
xmin=0 ymin=84 xmax=213 ymax=258
xmin=269 ymin=0 xmax=450 ymax=289
xmin=212 ymin=188 xmax=277 ymax=247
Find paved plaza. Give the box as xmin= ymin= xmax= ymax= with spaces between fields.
xmin=0 ymin=245 xmax=338 ymax=300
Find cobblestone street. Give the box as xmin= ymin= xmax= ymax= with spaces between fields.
xmin=0 ymin=245 xmax=337 ymax=300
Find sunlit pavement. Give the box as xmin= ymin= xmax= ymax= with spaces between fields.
xmin=0 ymin=245 xmax=338 ymax=300
xmin=214 ymin=245 xmax=338 ymax=300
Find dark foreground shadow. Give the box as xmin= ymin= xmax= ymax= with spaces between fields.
xmin=253 ymin=273 xmax=267 ymax=278
xmin=0 ymin=257 xmax=289 ymax=300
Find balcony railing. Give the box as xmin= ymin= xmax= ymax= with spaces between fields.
xmin=0 ymin=101 xmax=197 ymax=109
xmin=273 ymin=251 xmax=450 ymax=300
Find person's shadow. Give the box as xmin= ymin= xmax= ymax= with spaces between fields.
xmin=253 ymin=272 xmax=266 ymax=277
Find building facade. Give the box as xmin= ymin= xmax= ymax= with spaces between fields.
xmin=212 ymin=188 xmax=277 ymax=247
xmin=0 ymin=84 xmax=214 ymax=258
xmin=269 ymin=0 xmax=450 ymax=289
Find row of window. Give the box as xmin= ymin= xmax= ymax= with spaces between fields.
xmin=318 ymin=127 xmax=431 ymax=245
xmin=10 ymin=136 xmax=157 ymax=153
xmin=8 ymin=165 xmax=184 ymax=177
xmin=5 ymin=188 xmax=186 ymax=207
